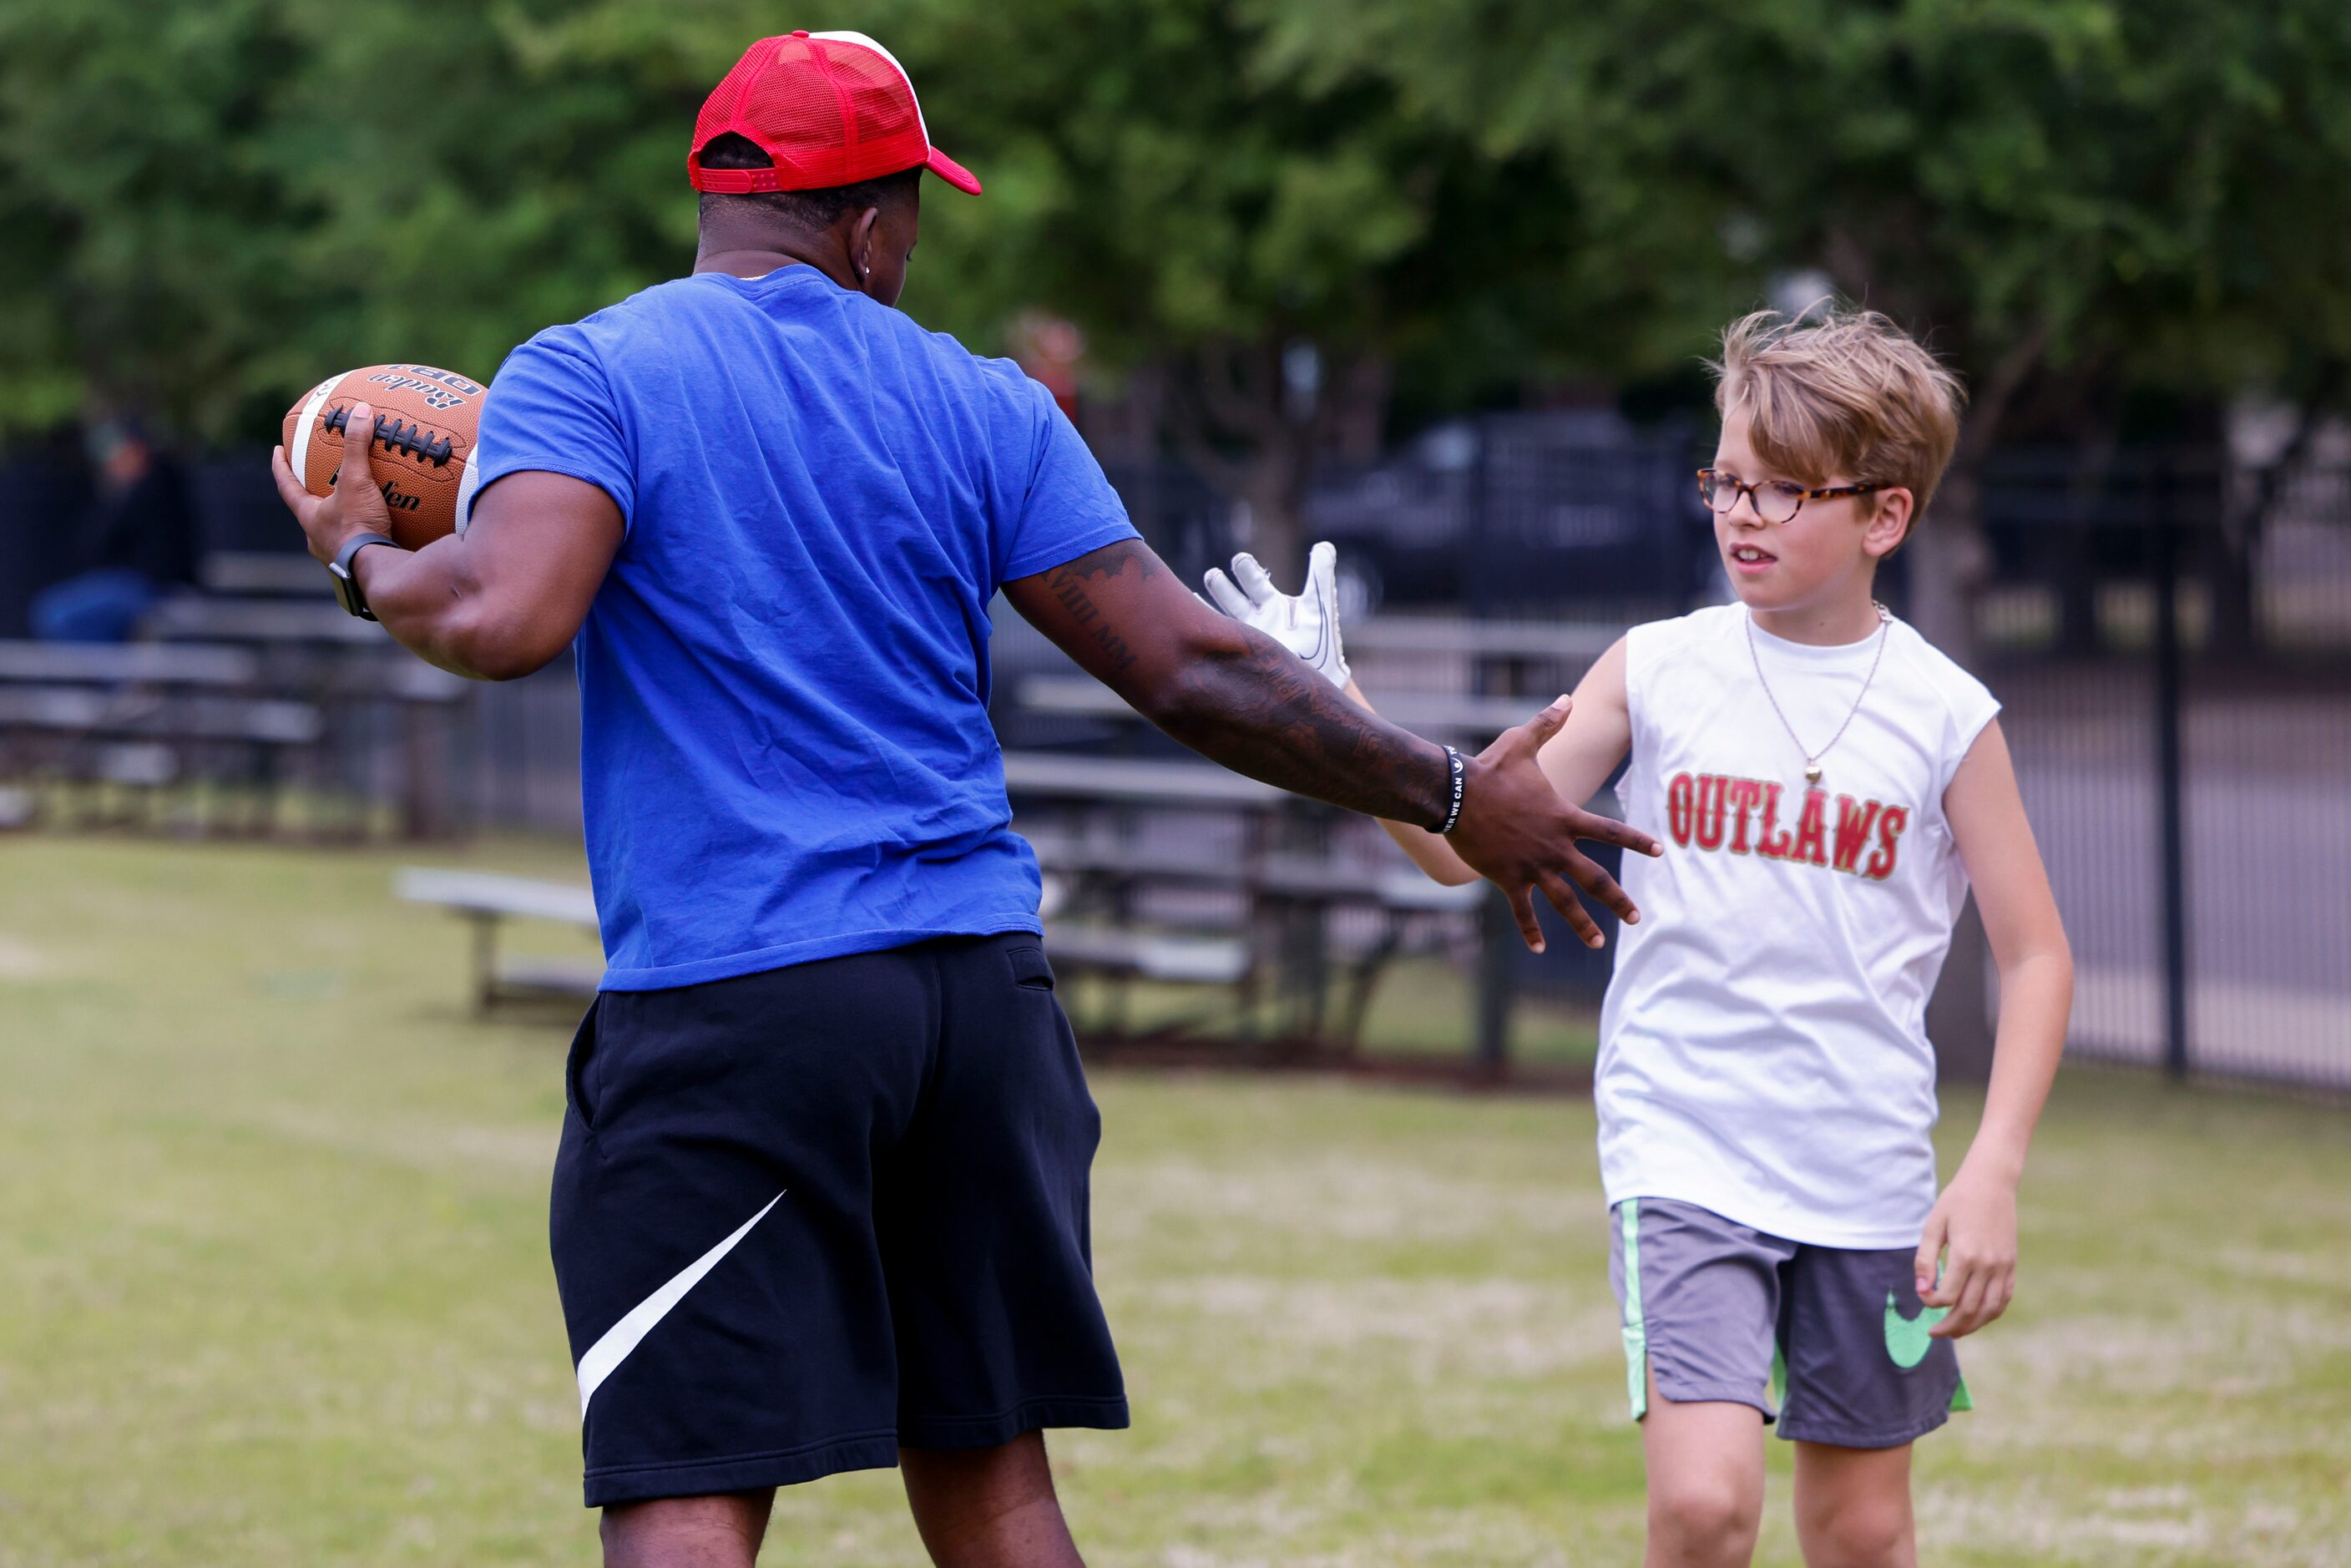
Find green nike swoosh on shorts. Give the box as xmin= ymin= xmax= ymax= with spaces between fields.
xmin=1883 ymin=1292 xmax=1949 ymax=1369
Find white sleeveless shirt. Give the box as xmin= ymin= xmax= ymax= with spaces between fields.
xmin=1597 ymin=604 xmax=2001 ymax=1247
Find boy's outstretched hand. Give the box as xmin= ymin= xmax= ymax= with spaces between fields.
xmin=1449 ymin=695 xmax=1663 ymax=953
xmin=1916 ymin=1166 xmax=2020 ymax=1338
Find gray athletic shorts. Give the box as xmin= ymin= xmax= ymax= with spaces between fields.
xmin=1609 ymin=1196 xmax=1970 ymax=1449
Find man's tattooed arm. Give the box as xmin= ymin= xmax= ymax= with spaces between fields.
xmin=1004 ymin=540 xmax=1453 ymax=828
xmin=1007 ymin=537 xmax=1662 ymax=951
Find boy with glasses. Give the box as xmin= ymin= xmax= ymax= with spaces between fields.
xmin=1204 ymin=307 xmax=2074 ymax=1566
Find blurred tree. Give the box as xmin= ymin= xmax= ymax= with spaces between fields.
xmin=11 ymin=0 xmax=2349 ymax=620
xmin=0 ymin=0 xmax=715 ymax=443
xmin=0 ymin=0 xmax=313 ymax=437
xmin=7 ymin=0 xmax=1723 ymax=579
xmin=390 ymin=0 xmax=1747 ymax=577
xmin=863 ymin=0 xmax=1743 ymax=578
xmin=1271 ymin=0 xmax=2351 ymax=652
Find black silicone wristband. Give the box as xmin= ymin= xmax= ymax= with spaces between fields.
xmin=1438 ymin=745 xmax=1467 ymax=834
xmin=329 ymin=531 xmax=400 ymax=621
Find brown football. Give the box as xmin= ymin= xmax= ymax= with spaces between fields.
xmin=280 ymin=363 xmax=487 ymax=549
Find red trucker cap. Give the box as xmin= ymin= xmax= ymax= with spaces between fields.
xmin=689 ymin=30 xmax=981 ymax=197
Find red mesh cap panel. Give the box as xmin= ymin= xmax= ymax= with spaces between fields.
xmin=822 ymin=41 xmax=928 ymax=185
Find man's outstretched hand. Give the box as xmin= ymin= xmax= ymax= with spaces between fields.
xmin=1002 ymin=539 xmax=1656 ymax=949
xmin=1448 ymin=695 xmax=1662 ymax=952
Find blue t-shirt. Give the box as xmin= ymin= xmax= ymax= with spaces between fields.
xmin=466 ymin=269 xmax=1137 ymax=989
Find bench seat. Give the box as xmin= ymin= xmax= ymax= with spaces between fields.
xmin=1040 ymin=926 xmax=1251 ymax=986
xmin=0 ymin=685 xmax=323 ymax=745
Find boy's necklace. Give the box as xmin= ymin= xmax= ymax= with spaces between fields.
xmin=1745 ymin=603 xmax=1892 ymax=787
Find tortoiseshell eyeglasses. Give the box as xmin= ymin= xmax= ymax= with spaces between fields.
xmin=1697 ymin=468 xmax=1883 ymax=525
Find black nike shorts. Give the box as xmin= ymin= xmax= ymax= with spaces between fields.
xmin=549 ymin=933 xmax=1128 ymax=1508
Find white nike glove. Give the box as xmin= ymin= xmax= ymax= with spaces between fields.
xmin=1201 ymin=539 xmax=1352 ymax=690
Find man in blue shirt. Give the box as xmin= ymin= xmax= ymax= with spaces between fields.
xmin=274 ymin=29 xmax=1655 ymax=1568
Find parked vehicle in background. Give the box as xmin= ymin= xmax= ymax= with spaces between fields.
xmin=1312 ymin=410 xmax=1709 ymax=618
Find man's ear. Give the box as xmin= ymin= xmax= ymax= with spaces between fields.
xmin=1864 ymin=488 xmax=1914 ymax=559
xmin=849 ymin=207 xmax=882 ymax=290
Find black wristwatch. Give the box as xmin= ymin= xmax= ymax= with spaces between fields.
xmin=327 ymin=531 xmax=402 ymax=621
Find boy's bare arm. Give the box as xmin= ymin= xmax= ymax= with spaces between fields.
xmin=1919 ymin=718 xmax=2074 ymax=1339
xmin=1352 ymin=636 xmax=1636 ymax=893
xmin=1536 ymin=636 xmax=1635 ymax=808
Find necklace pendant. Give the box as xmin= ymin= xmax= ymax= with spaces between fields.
xmin=1804 ymin=762 xmax=1823 ymax=786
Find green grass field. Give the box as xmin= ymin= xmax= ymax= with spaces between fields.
xmin=1054 ymin=949 xmax=1602 ymax=1069
xmin=3 ymin=836 xmax=2348 ymax=1565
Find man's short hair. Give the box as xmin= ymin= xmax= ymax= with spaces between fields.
xmin=1710 ymin=307 xmax=1968 ymax=524
xmin=695 ymin=132 xmax=923 ymax=229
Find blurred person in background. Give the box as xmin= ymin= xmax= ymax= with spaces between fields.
xmin=1208 ymin=307 xmax=2073 ymax=1568
xmin=30 ymin=415 xmax=197 ymax=643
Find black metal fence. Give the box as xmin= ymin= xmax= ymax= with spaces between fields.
xmin=1974 ymin=452 xmax=2351 ymax=1093
xmin=8 ymin=423 xmax=2343 ymax=1092
xmin=354 ymin=432 xmax=2351 ymax=1093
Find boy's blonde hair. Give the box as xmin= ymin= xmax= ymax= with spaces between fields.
xmin=1710 ymin=307 xmax=1968 ymax=524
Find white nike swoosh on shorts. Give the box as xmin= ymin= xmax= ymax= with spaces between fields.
xmin=575 ymin=1191 xmax=786 ymax=1417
